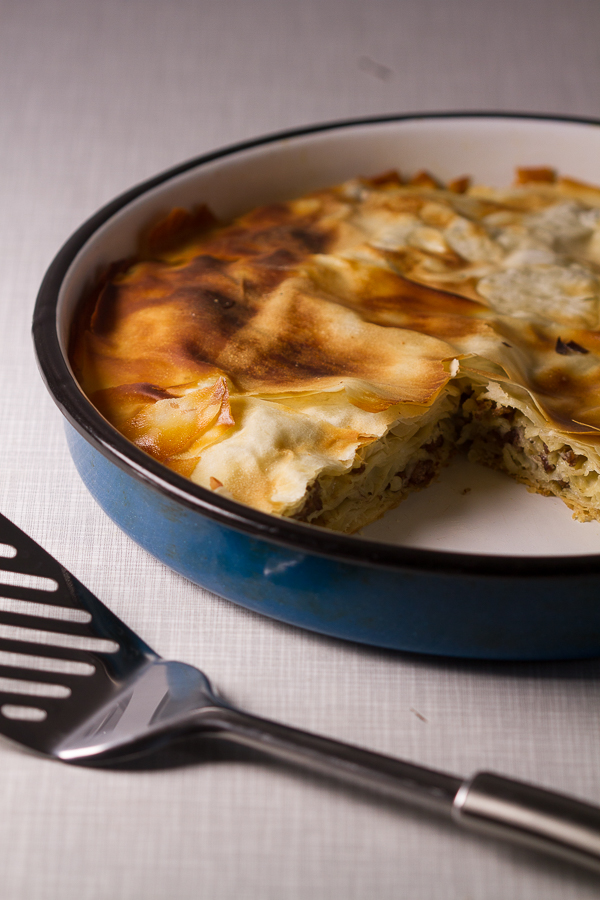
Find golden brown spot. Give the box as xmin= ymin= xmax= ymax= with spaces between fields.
xmin=364 ymin=169 xmax=404 ymax=188
xmin=141 ymin=205 xmax=218 ymax=258
xmin=409 ymin=170 xmax=441 ymax=189
xmin=515 ymin=167 xmax=556 ymax=184
xmin=447 ymin=176 xmax=471 ymax=194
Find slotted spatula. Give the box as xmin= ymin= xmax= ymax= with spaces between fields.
xmin=1 ymin=510 xmax=600 ymax=873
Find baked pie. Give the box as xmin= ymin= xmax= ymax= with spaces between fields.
xmin=70 ymin=167 xmax=600 ymax=533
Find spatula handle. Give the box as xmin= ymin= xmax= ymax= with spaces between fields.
xmin=454 ymin=771 xmax=600 ymax=872
xmin=197 ymin=705 xmax=600 ymax=874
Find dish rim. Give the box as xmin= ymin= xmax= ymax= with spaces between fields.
xmin=33 ymin=109 xmax=600 ymax=579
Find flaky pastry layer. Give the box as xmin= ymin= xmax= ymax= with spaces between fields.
xmin=70 ymin=167 xmax=600 ymax=532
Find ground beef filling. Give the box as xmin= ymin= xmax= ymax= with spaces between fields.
xmin=292 ymin=414 xmax=458 ymax=530
xmin=463 ymin=394 xmax=600 ymax=521
xmin=292 ymin=387 xmax=600 ymax=532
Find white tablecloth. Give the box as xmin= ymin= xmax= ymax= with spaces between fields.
xmin=3 ymin=1 xmax=600 ymax=896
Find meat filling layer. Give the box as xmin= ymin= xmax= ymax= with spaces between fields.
xmin=294 ymin=381 xmax=600 ymax=533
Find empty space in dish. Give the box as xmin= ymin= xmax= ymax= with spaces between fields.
xmin=361 ymin=453 xmax=600 ymax=556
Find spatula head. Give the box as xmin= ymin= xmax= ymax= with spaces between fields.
xmin=0 ymin=512 xmax=159 ymax=757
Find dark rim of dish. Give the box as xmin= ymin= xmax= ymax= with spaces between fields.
xmin=33 ymin=110 xmax=600 ymax=579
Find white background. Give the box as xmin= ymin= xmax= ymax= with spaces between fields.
xmin=2 ymin=1 xmax=600 ymax=897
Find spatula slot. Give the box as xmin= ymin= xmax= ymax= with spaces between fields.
xmin=0 ymin=676 xmax=71 ymax=698
xmin=1 ymin=705 xmax=47 ymax=721
xmin=0 ymin=624 xmax=119 ymax=654
xmin=0 ymin=544 xmax=16 ymax=559
xmin=0 ymin=650 xmax=95 ymax=676
xmin=0 ymin=596 xmax=92 ymax=624
xmin=0 ymin=571 xmax=58 ymax=592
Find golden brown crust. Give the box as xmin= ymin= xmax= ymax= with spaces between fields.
xmin=70 ymin=167 xmax=600 ymax=525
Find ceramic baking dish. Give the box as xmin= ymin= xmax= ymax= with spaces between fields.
xmin=33 ymin=112 xmax=600 ymax=659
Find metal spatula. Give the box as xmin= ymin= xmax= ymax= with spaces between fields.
xmin=1 ymin=511 xmax=600 ymax=874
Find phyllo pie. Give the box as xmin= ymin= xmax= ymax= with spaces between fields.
xmin=70 ymin=167 xmax=600 ymax=533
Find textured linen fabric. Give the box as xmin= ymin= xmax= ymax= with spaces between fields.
xmin=2 ymin=1 xmax=600 ymax=897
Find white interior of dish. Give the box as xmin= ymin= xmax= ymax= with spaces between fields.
xmin=57 ymin=116 xmax=600 ymax=556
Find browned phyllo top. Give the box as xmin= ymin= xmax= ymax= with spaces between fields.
xmin=70 ymin=167 xmax=600 ymax=532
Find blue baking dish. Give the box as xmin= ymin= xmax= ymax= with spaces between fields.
xmin=33 ymin=112 xmax=600 ymax=659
